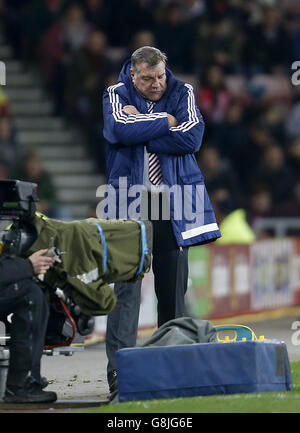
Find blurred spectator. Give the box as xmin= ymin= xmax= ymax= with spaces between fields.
xmin=194 ymin=14 xmax=243 ymax=73
xmin=130 ymin=29 xmax=156 ymax=52
xmin=12 ymin=151 xmax=67 ymax=219
xmin=65 ymin=30 xmax=109 ymax=121
xmin=197 ymin=146 xmax=241 ymax=208
xmin=273 ymin=180 xmax=300 ymax=219
xmin=182 ymin=0 xmax=206 ymax=20
xmin=209 ymin=186 xmax=234 ymax=223
xmin=210 ymin=101 xmax=249 ymax=176
xmin=285 ymin=87 xmax=300 ymax=139
xmin=291 ymin=22 xmax=300 ymax=61
xmin=0 ymin=0 xmax=26 ymax=59
xmin=196 ymin=64 xmax=231 ymax=125
xmin=0 ymin=87 xmax=9 ymax=116
xmin=108 ymin=29 xmax=156 ymax=74
xmin=205 ymin=0 xmax=252 ymax=23
xmin=247 ymin=144 xmax=296 ymax=204
xmin=259 ymin=103 xmax=288 ymax=143
xmin=272 ymin=179 xmax=300 ymax=237
xmin=154 ymin=2 xmax=194 ymax=73
xmin=0 ymin=158 xmax=9 ymax=180
xmin=83 ymin=0 xmax=109 ymax=31
xmin=21 ymin=0 xmax=67 ymax=65
xmin=286 ymin=137 xmax=300 ymax=176
xmin=0 ymin=116 xmax=19 ymax=170
xmin=241 ymin=120 xmax=276 ymax=183
xmin=40 ymin=3 xmax=92 ymax=114
xmin=103 ymin=0 xmax=154 ymax=47
xmin=208 ymin=18 xmax=243 ymax=73
xmin=86 ymin=201 xmax=97 ymax=218
xmin=245 ymin=185 xmax=274 ymax=238
xmin=242 ymin=5 xmax=293 ymax=74
xmin=65 ymin=30 xmax=112 ymax=172
xmin=192 ymin=20 xmax=213 ymax=73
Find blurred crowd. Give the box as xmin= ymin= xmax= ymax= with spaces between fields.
xmin=0 ymin=0 xmax=299 ymax=234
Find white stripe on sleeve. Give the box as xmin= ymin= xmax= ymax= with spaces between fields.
xmin=107 ymin=83 xmax=168 ymax=125
xmin=170 ymin=84 xmax=199 ymax=133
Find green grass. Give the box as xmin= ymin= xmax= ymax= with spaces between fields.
xmin=86 ymin=361 xmax=300 ymax=413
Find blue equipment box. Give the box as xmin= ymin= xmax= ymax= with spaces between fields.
xmin=116 ymin=340 xmax=292 ymax=402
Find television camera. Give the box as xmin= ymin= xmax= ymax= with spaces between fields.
xmin=0 ymin=180 xmax=93 ymax=354
xmin=0 ymin=179 xmax=38 ymax=257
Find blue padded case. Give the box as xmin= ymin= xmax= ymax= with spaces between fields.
xmin=116 ymin=340 xmax=292 ymax=402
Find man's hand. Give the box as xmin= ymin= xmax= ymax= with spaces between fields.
xmin=29 ymin=249 xmax=55 ymax=275
xmin=123 ymin=105 xmax=140 ymax=115
xmin=167 ymin=114 xmax=178 ymax=127
xmin=123 ymin=105 xmax=178 ymax=128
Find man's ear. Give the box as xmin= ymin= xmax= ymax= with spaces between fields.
xmin=130 ymin=68 xmax=135 ymax=83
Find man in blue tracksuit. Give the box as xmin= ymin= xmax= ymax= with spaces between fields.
xmin=102 ymin=46 xmax=221 ymax=400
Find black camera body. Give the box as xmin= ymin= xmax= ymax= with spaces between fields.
xmin=0 ymin=180 xmax=38 ymax=257
xmin=0 ymin=179 xmax=38 ymax=218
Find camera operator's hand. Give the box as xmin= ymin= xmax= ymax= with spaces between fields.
xmin=29 ymin=249 xmax=55 ymax=275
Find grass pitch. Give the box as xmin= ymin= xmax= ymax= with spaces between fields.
xmin=89 ymin=361 xmax=300 ymax=413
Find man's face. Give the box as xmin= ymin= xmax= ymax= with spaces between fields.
xmin=130 ymin=61 xmax=167 ymax=102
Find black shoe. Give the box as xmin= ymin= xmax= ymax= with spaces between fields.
xmin=4 ymin=383 xmax=57 ymax=404
xmin=25 ymin=376 xmax=49 ymax=390
xmin=109 ymin=389 xmax=119 ymax=404
xmin=107 ymin=369 xmax=118 ymax=401
xmin=108 ymin=369 xmax=118 ymax=393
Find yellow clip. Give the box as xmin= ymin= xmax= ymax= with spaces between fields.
xmin=259 ymin=335 xmax=265 ymax=340
xmin=215 ymin=324 xmax=257 ymax=342
xmin=216 ymin=329 xmax=237 ymax=342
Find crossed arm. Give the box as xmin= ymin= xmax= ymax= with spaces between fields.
xmin=123 ymin=105 xmax=179 ymax=128
xmin=104 ymin=83 xmax=205 ymax=155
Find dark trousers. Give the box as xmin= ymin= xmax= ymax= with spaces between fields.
xmin=0 ymin=279 xmax=49 ymax=389
xmin=106 ymin=193 xmax=189 ymax=375
xmin=151 ymin=218 xmax=189 ymax=327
